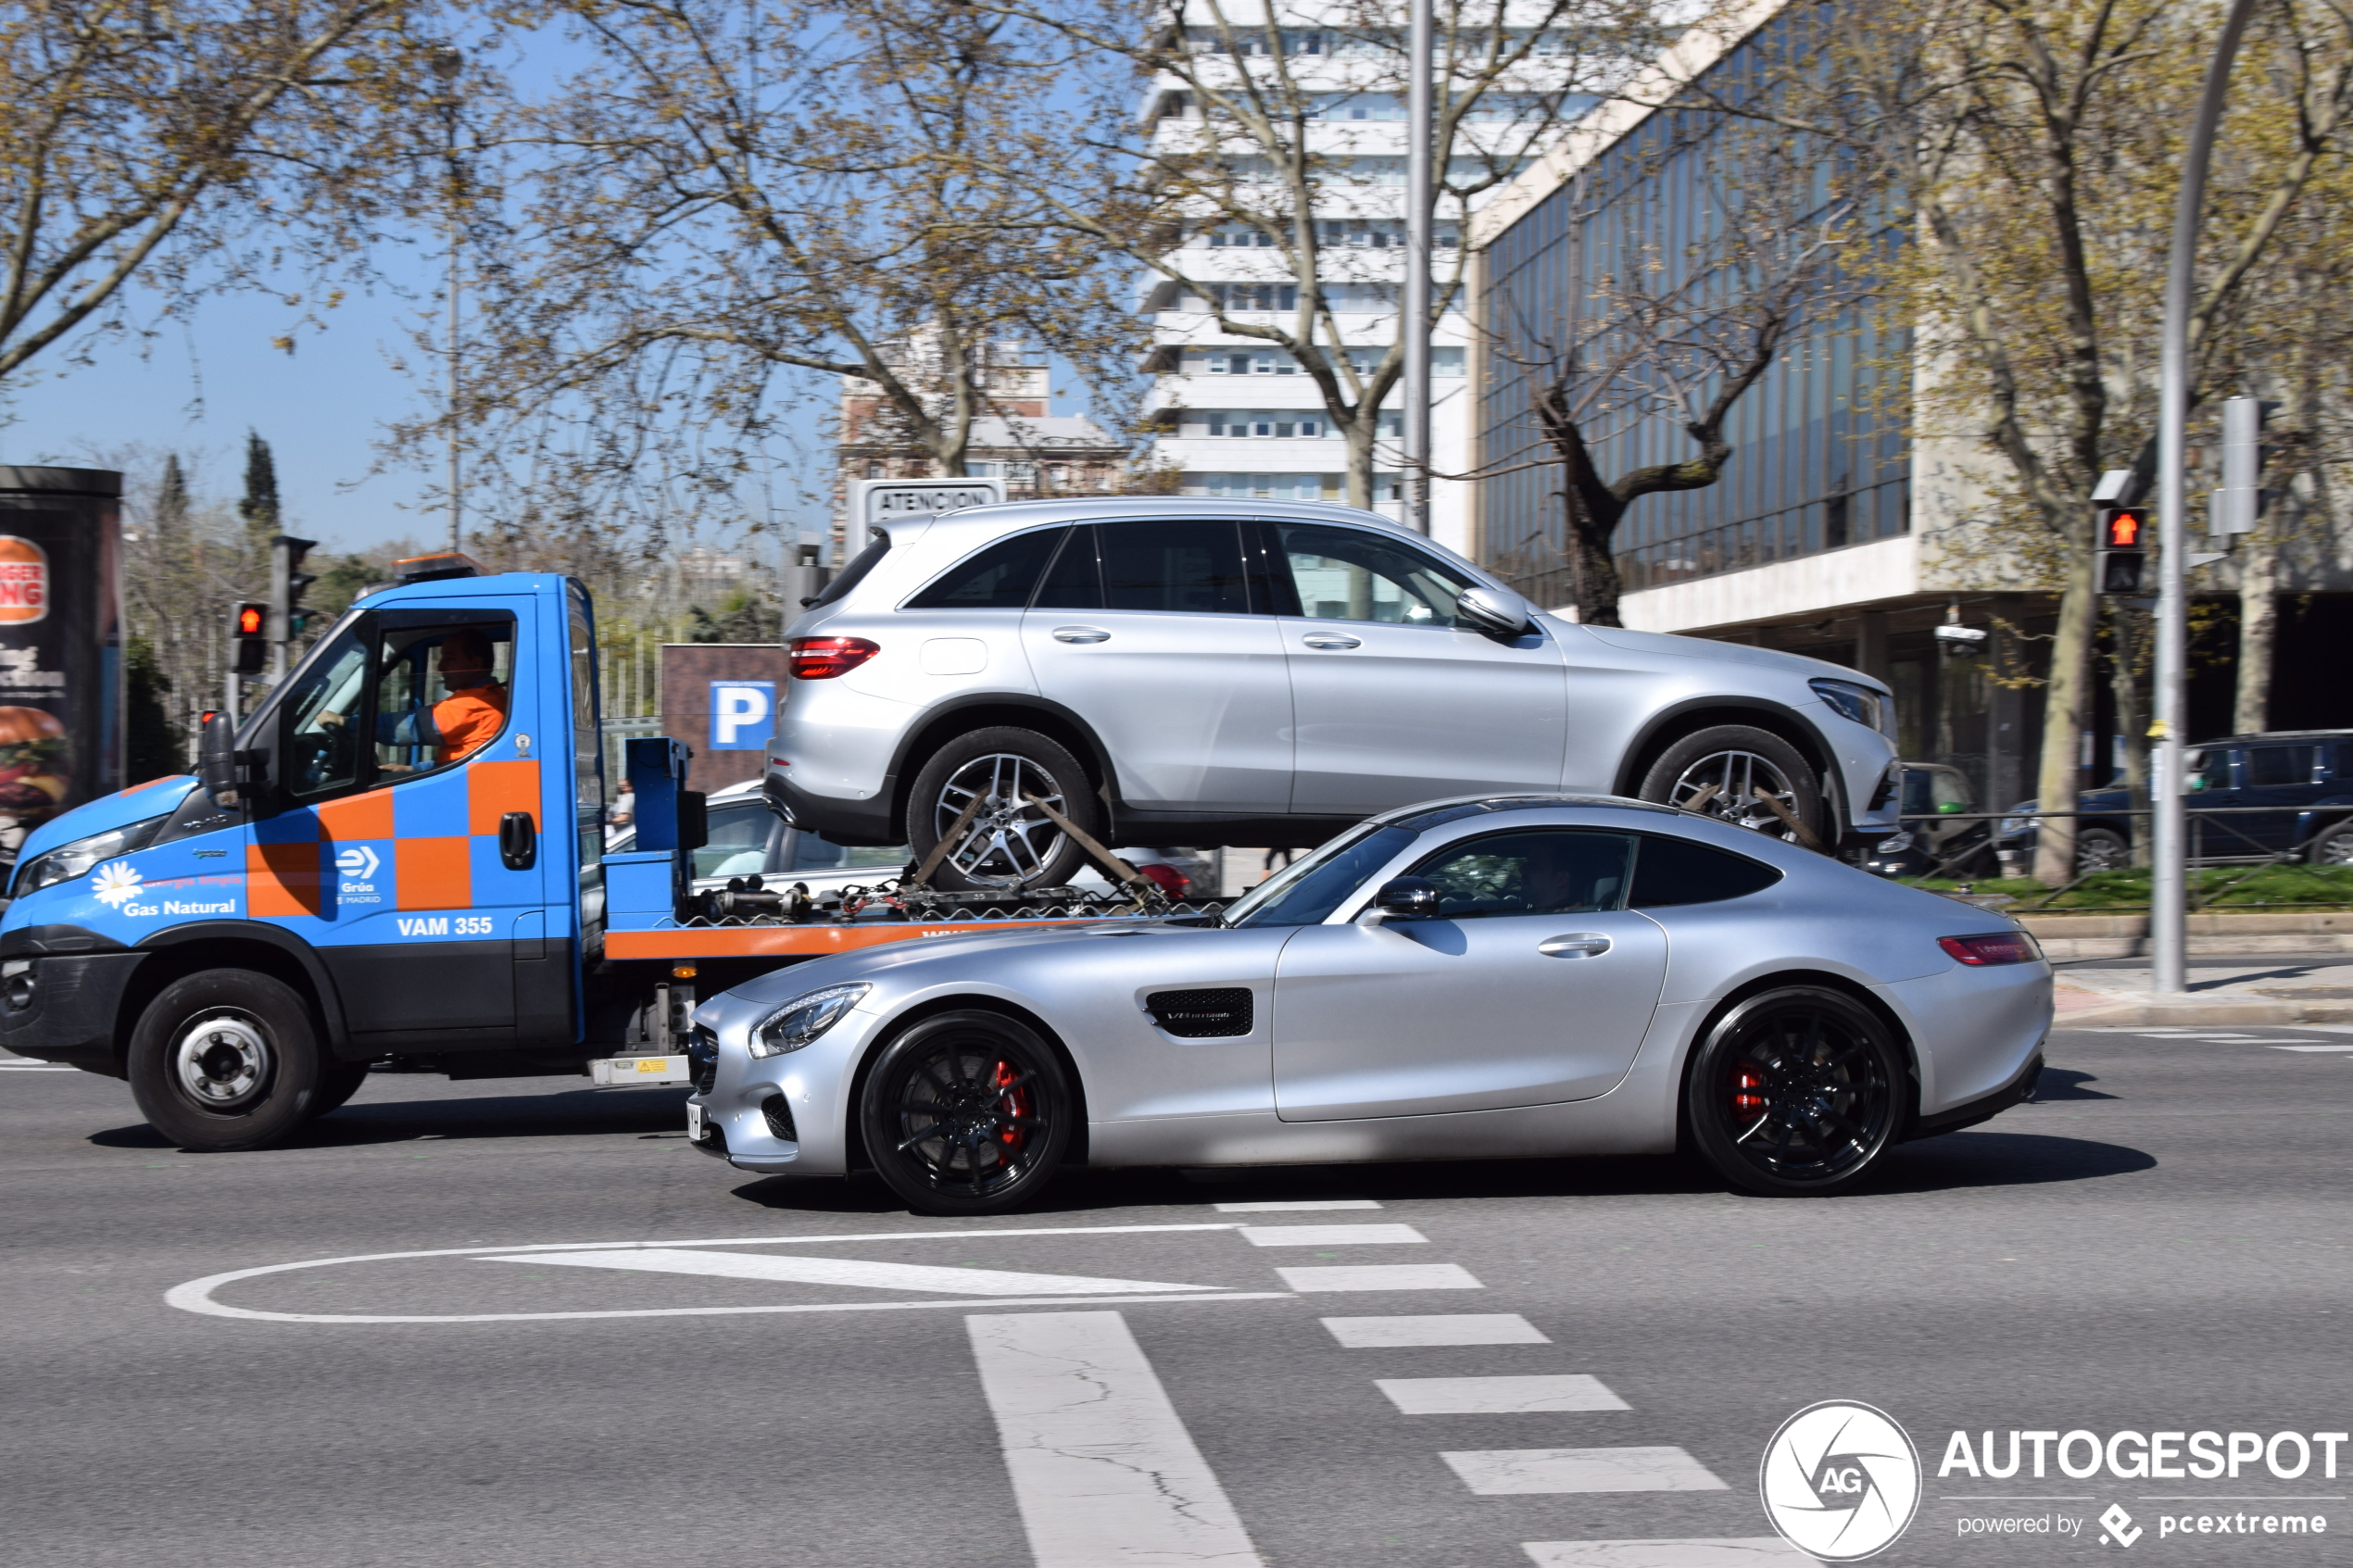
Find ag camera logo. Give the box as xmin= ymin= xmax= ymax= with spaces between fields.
xmin=1760 ymin=1400 xmax=1922 ymax=1562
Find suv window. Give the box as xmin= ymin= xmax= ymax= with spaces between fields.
xmin=1100 ymin=521 xmax=1251 ymax=614
xmin=1629 ymin=834 xmax=1782 ymax=907
xmin=1275 ymin=521 xmax=1474 ymax=626
xmin=1033 ymin=525 xmax=1103 ymax=609
xmin=692 ymin=800 xmax=774 ymax=879
xmin=907 ymin=527 xmax=1067 ymax=609
xmin=1407 ymin=829 xmax=1635 ymax=917
xmin=2244 ymin=744 xmax=2317 ymax=787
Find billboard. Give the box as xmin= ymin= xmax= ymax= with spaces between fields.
xmin=0 ymin=468 xmax=121 ymax=865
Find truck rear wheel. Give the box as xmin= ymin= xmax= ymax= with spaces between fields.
xmin=127 ymin=970 xmax=331 ymax=1152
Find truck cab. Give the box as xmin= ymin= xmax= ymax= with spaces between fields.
xmin=0 ymin=557 xmax=611 ymax=1148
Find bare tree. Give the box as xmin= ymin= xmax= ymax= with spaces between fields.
xmin=0 ymin=0 xmax=457 ymax=391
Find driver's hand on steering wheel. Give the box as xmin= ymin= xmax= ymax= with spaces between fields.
xmin=318 ymin=709 xmax=346 ymax=729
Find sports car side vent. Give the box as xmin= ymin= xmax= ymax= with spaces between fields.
xmin=1147 ymin=987 xmax=1253 ymax=1038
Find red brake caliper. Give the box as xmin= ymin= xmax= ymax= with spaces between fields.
xmin=1730 ymin=1063 xmax=1768 ymax=1122
xmin=992 ymin=1060 xmax=1027 ymax=1150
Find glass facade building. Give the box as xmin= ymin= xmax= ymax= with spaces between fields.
xmin=1474 ymin=27 xmax=1906 ymax=608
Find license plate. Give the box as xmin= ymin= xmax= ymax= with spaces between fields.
xmin=686 ymin=1101 xmax=706 ymax=1141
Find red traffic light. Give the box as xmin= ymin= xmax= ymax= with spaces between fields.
xmin=2102 ymin=507 xmax=2146 ymax=549
xmin=235 ymin=604 xmax=265 ymax=636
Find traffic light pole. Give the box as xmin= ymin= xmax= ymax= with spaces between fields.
xmin=2154 ymin=0 xmax=2262 ymax=999
xmin=1401 ymin=0 xmax=1433 ymax=536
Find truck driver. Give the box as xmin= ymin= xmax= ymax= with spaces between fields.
xmin=321 ymin=629 xmax=509 ymax=769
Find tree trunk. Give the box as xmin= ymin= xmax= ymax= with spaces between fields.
xmin=2233 ymin=521 xmax=2279 ymax=735
xmin=2032 ymin=564 xmax=2098 ymax=884
xmin=1563 ymin=487 xmax=1624 ymax=626
xmin=2107 ymin=606 xmax=2151 ymax=869
xmin=1343 ymin=419 xmax=1375 ymax=509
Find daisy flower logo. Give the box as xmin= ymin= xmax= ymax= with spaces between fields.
xmin=90 ymin=859 xmax=143 ymax=908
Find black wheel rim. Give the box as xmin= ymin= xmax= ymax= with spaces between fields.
xmin=884 ymin=1032 xmax=1052 ymax=1199
xmin=1717 ymin=1004 xmax=1893 ymax=1185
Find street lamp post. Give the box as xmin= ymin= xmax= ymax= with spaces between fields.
xmin=431 ymin=44 xmax=465 ymax=556
xmin=2152 ymin=0 xmax=2262 ymax=998
xmin=1401 ymin=0 xmax=1433 ymax=535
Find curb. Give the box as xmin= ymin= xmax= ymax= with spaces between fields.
xmin=2054 ymin=994 xmax=2353 ymax=1027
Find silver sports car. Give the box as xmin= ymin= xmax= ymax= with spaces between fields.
xmin=686 ymin=797 xmax=2052 ymax=1212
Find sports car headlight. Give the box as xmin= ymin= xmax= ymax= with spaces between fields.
xmin=749 ymin=983 xmax=869 ymax=1058
xmin=12 ymin=815 xmax=168 ymax=897
xmin=1810 ymin=678 xmax=1888 ymax=735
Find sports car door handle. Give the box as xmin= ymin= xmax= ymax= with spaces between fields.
xmin=1538 ymin=933 xmax=1611 ymax=959
xmin=1052 ymin=626 xmax=1112 ymax=644
xmin=1302 ymin=633 xmax=1363 ymax=649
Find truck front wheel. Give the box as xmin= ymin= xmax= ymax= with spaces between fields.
xmin=128 ymin=970 xmax=332 ymax=1152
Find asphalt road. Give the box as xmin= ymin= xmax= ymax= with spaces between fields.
xmin=4 ymin=1024 xmax=2348 ymax=1568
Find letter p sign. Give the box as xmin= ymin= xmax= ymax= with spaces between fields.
xmin=710 ymin=681 xmax=775 ymax=750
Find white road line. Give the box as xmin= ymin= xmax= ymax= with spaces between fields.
xmin=1238 ymin=1223 xmax=1427 ymax=1247
xmin=968 ymin=1311 xmax=1266 ymax=1568
xmin=1277 ymin=1264 xmax=1482 ymax=1292
xmin=1378 ymin=1374 xmax=1629 ymax=1414
xmin=1443 ymin=1448 xmax=1727 ymax=1495
xmin=482 ymin=1248 xmax=1219 ymax=1297
xmin=1214 ymin=1199 xmax=1382 ymax=1211
xmin=1522 ymin=1539 xmax=1819 ymax=1567
xmin=2273 ymin=1045 xmax=2353 ymax=1053
xmin=1323 ymin=1314 xmax=1549 ymax=1348
xmin=0 ymin=1063 xmax=73 ymax=1071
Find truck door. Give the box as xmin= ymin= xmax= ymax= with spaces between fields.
xmin=258 ymin=598 xmax=549 ymax=1053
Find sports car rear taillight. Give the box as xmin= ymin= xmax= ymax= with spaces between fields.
xmin=1939 ymin=932 xmax=2042 ymax=966
xmin=788 ymin=636 xmax=879 ymax=679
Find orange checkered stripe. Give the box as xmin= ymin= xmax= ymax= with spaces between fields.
xmin=245 ymin=760 xmax=540 ymax=918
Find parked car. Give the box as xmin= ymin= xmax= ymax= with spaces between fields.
xmin=624 ymin=780 xmax=1211 ymax=905
xmin=686 ymin=794 xmax=2050 ymax=1210
xmin=764 ymin=498 xmax=1901 ymax=889
xmin=1860 ymin=763 xmax=1994 ymax=879
xmin=1997 ymin=729 xmax=2353 ymax=872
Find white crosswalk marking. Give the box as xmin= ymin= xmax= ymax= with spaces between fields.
xmin=1213 ymin=1199 xmax=1382 ymax=1211
xmin=1442 ymin=1448 xmax=1727 ymax=1495
xmin=1322 ymin=1314 xmax=1549 ymax=1347
xmin=480 ymin=1248 xmax=1216 ymax=1297
xmin=1239 ymin=1223 xmax=1426 ymax=1247
xmin=967 ymin=1311 xmax=1265 ymax=1568
xmin=1522 ymin=1539 xmax=1819 ymax=1567
xmin=0 ymin=1061 xmax=73 ymax=1071
xmin=1277 ymin=1264 xmax=1482 ymax=1292
xmin=1378 ymin=1374 xmax=1629 ymax=1414
xmin=2272 ymin=1044 xmax=2353 ymax=1052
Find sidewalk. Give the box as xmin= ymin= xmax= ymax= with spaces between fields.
xmin=2052 ymin=957 xmax=2353 ymax=1026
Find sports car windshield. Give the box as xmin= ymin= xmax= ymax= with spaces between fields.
xmin=1222 ymin=822 xmax=1416 ymax=928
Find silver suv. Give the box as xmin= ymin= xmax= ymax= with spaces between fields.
xmin=764 ymin=498 xmax=1899 ymax=889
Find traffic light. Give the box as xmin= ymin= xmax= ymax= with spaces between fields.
xmin=2095 ymin=506 xmax=2148 ymax=594
xmin=231 ymin=602 xmax=269 ymax=674
xmin=270 ymin=534 xmax=320 ymax=643
xmin=2210 ymin=395 xmax=2280 ymax=538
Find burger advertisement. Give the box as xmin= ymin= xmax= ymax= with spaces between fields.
xmin=0 ymin=472 xmax=122 ymax=865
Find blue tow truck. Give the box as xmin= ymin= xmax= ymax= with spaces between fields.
xmin=0 ymin=555 xmax=1156 ymax=1150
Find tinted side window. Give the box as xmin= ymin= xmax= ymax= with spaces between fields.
xmin=1628 ymin=834 xmax=1782 ymax=907
xmin=2245 ymin=745 xmax=2317 ymax=787
xmin=1408 ymin=829 xmax=1634 ymax=917
xmin=906 ymin=528 xmax=1066 ymax=608
xmin=1277 ymin=521 xmax=1473 ymax=626
xmin=1032 ymin=524 xmax=1103 ymax=609
xmin=811 ymin=533 xmax=889 ymax=607
xmin=1100 ymin=521 xmax=1250 ymax=614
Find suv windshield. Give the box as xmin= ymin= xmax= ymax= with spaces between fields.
xmin=1223 ymin=822 xmax=1416 ymax=928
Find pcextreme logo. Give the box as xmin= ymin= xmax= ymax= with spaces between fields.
xmin=1760 ymin=1400 xmax=1923 ymax=1562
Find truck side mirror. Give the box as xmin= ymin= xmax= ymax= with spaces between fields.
xmin=197 ymin=711 xmax=240 ymax=809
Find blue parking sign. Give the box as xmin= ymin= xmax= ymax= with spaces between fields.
xmin=708 ymin=681 xmax=775 ymax=749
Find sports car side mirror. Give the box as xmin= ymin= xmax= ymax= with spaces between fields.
xmin=1371 ymin=877 xmax=1441 ymax=920
xmin=1456 ymin=584 xmax=1532 ymax=640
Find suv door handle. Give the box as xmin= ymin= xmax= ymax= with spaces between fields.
xmin=499 ymin=811 xmax=538 ymax=871
xmin=1538 ymin=933 xmax=1611 ymax=959
xmin=1052 ymin=626 xmax=1112 ymax=644
xmin=1302 ymin=633 xmax=1363 ymax=649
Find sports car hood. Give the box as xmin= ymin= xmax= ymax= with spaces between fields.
xmin=14 ymin=773 xmax=198 ymax=863
xmin=1569 ymin=622 xmax=1885 ymax=688
xmin=708 ymin=920 xmax=1200 ymax=1013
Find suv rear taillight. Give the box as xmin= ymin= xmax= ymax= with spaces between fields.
xmin=789 ymin=636 xmax=879 ymax=680
xmin=1939 ymin=932 xmax=2042 ymax=966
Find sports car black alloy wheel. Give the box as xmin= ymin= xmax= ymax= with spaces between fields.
xmin=1687 ymin=986 xmax=1904 ymax=1197
xmin=861 ymin=1011 xmax=1072 ymax=1214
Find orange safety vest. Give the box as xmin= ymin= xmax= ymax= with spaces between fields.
xmin=432 ymin=682 xmax=509 ymax=764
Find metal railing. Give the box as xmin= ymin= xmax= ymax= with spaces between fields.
xmin=1878 ymin=804 xmax=2353 ymax=912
